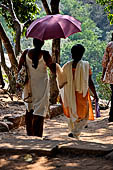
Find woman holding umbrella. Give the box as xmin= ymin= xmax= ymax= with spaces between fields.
xmin=22 ymin=14 xmax=82 ymax=137
xmin=16 ymin=38 xmax=56 ymax=137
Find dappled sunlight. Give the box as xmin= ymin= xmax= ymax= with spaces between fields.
xmin=26 ymin=157 xmax=55 ymax=170
xmin=0 ymin=107 xmax=113 ymax=159
xmin=0 ymin=153 xmax=113 ymax=170
xmin=0 ymin=112 xmax=113 ymax=170
xmin=66 ymin=162 xmax=80 ymax=167
xmin=0 ymin=159 xmax=9 ymax=168
xmin=44 ymin=111 xmax=113 ymax=145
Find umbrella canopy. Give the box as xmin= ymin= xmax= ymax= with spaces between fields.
xmin=26 ymin=14 xmax=81 ymax=41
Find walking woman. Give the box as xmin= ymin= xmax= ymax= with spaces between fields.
xmin=56 ymin=44 xmax=98 ymax=139
xmin=16 ymin=38 xmax=56 ymax=137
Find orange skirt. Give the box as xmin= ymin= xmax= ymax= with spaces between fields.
xmin=62 ymin=90 xmax=94 ymax=120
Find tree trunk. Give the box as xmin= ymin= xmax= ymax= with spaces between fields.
xmin=0 ymin=39 xmax=10 ymax=76
xmin=50 ymin=0 xmax=60 ymax=104
xmin=49 ymin=39 xmax=60 ymax=104
xmin=0 ymin=22 xmax=18 ymax=74
xmin=0 ymin=23 xmax=18 ymax=93
xmin=41 ymin=0 xmax=61 ymax=104
xmin=14 ymin=21 xmax=22 ymax=56
xmin=7 ymin=0 xmax=22 ymax=56
xmin=41 ymin=0 xmax=52 ymax=14
xmin=50 ymin=0 xmax=60 ymax=14
xmin=0 ymin=38 xmax=16 ymax=93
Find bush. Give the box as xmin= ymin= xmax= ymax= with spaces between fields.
xmin=96 ymin=72 xmax=111 ymax=102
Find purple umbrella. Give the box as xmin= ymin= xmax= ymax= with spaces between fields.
xmin=26 ymin=14 xmax=81 ymax=40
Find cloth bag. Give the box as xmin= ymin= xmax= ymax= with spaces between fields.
xmin=16 ymin=65 xmax=32 ymax=103
xmin=95 ymin=100 xmax=101 ymax=118
xmin=16 ymin=65 xmax=28 ymax=88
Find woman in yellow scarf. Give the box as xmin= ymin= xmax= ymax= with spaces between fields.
xmin=56 ymin=44 xmax=98 ymax=139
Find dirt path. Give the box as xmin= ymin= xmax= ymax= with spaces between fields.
xmin=0 ymin=153 xmax=113 ymax=170
xmin=0 ymin=90 xmax=113 ymax=169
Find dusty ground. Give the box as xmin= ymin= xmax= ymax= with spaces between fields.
xmin=0 ymin=90 xmax=113 ymax=170
xmin=0 ymin=153 xmax=113 ymax=170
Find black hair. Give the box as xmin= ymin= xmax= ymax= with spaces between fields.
xmin=32 ymin=38 xmax=44 ymax=69
xmin=33 ymin=38 xmax=44 ymax=49
xmin=71 ymin=44 xmax=85 ymax=58
xmin=111 ymin=33 xmax=113 ymax=41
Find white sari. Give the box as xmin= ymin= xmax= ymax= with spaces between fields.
xmin=56 ymin=60 xmax=90 ymax=138
xmin=23 ymin=54 xmax=49 ymax=117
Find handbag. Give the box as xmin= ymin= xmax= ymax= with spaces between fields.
xmin=16 ymin=49 xmax=29 ymax=88
xmin=95 ymin=99 xmax=101 ymax=118
xmin=16 ymin=64 xmax=28 ymax=88
xmin=16 ymin=49 xmax=32 ymax=103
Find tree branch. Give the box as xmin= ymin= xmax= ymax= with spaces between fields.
xmin=23 ymin=19 xmax=33 ymax=29
xmin=7 ymin=0 xmax=18 ymax=22
xmin=0 ymin=4 xmax=9 ymax=10
xmin=50 ymin=0 xmax=60 ymax=14
xmin=0 ymin=38 xmax=10 ymax=75
xmin=41 ymin=0 xmax=52 ymax=15
xmin=5 ymin=0 xmax=22 ymax=56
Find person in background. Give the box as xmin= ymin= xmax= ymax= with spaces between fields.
xmin=56 ymin=44 xmax=98 ymax=139
xmin=102 ymin=33 xmax=113 ymax=122
xmin=16 ymin=38 xmax=56 ymax=137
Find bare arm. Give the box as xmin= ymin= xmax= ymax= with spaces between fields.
xmin=16 ymin=49 xmax=28 ymax=89
xmin=43 ymin=50 xmax=56 ymax=74
xmin=101 ymin=45 xmax=109 ymax=80
xmin=18 ymin=49 xmax=28 ymax=72
xmin=101 ymin=67 xmax=106 ymax=81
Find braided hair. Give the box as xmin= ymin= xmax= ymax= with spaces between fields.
xmin=32 ymin=38 xmax=44 ymax=69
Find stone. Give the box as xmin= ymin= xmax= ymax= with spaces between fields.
xmin=49 ymin=104 xmax=63 ymax=119
xmin=105 ymin=151 xmax=113 ymax=160
xmin=0 ymin=121 xmax=9 ymax=132
xmin=3 ymin=121 xmax=14 ymax=130
xmin=4 ymin=114 xmax=25 ymax=129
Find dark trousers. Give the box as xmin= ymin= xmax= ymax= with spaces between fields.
xmin=109 ymin=84 xmax=113 ymax=120
xmin=25 ymin=109 xmax=44 ymax=137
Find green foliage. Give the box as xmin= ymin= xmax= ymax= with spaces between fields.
xmin=60 ymin=0 xmax=107 ymax=84
xmin=80 ymin=0 xmax=113 ymax=40
xmin=3 ymin=74 xmax=9 ymax=84
xmin=96 ymin=72 xmax=111 ymax=100
xmin=60 ymin=39 xmax=74 ymax=66
xmin=82 ymin=40 xmax=106 ymax=82
xmin=96 ymin=0 xmax=113 ymax=24
xmin=1 ymin=0 xmax=40 ymax=22
xmin=1 ymin=0 xmax=112 ymax=100
xmin=0 ymin=16 xmax=14 ymax=49
xmin=21 ymin=37 xmax=33 ymax=50
xmin=1 ymin=0 xmax=40 ymax=35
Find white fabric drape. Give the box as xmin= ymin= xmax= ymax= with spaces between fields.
xmin=56 ymin=60 xmax=90 ymax=138
xmin=23 ymin=54 xmax=49 ymax=117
